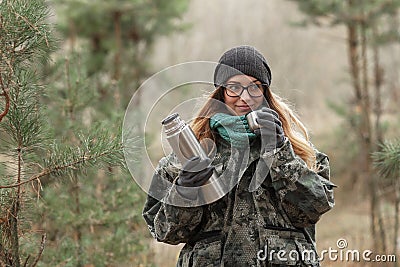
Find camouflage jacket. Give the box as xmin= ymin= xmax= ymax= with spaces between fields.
xmin=143 ymin=137 xmax=335 ymax=267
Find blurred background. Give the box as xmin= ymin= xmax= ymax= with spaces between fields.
xmin=0 ymin=0 xmax=399 ymax=266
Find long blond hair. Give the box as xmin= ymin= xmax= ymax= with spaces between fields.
xmin=191 ymin=86 xmax=317 ymax=169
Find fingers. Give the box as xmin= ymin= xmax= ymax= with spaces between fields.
xmin=255 ymin=108 xmax=285 ymax=148
xmin=182 ymin=156 xmax=200 ymax=171
xmin=258 ymin=107 xmax=279 ymax=119
xmin=255 ymin=108 xmax=283 ymax=131
xmin=182 ymin=156 xmax=211 ymax=172
xmin=256 ymin=118 xmax=275 ymax=131
xmin=183 ymin=166 xmax=214 ymax=187
xmin=275 ymin=120 xmax=284 ymax=135
xmin=178 ymin=158 xmax=215 ymax=187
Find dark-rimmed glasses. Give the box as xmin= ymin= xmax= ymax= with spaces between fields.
xmin=223 ymin=83 xmax=266 ymax=98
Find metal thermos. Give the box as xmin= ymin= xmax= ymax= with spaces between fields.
xmin=161 ymin=113 xmax=226 ymax=203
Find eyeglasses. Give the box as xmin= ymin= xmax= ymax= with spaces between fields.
xmin=223 ymin=83 xmax=266 ymax=98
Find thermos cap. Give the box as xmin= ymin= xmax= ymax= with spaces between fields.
xmin=161 ymin=113 xmax=179 ymax=125
xmin=162 ymin=113 xmax=187 ymax=136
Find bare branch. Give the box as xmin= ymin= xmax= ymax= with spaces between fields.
xmin=0 ymin=75 xmax=10 ymax=122
xmin=30 ymin=234 xmax=46 ymax=267
xmin=23 ymin=255 xmax=30 ymax=267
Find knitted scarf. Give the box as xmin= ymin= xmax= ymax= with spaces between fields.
xmin=209 ymin=113 xmax=256 ymax=148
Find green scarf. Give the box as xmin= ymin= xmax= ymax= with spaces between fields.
xmin=209 ymin=113 xmax=257 ymax=148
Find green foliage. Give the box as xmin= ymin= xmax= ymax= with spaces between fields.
xmin=290 ymin=0 xmax=400 ymax=253
xmin=51 ymin=0 xmax=190 ymax=82
xmin=31 ymin=175 xmax=149 ymax=266
xmin=372 ymin=139 xmax=400 ymax=181
xmin=289 ymin=0 xmax=344 ymax=19
xmin=1 ymin=1 xmax=55 ymax=265
xmin=43 ymin=126 xmax=125 ymax=177
xmin=1 ymin=71 xmax=47 ymax=149
xmin=1 ymin=0 xmax=190 ymax=265
xmin=26 ymin=50 xmax=147 ymax=266
xmin=0 ymin=0 xmax=53 ymax=69
xmin=290 ymin=0 xmax=400 ymax=179
xmin=288 ymin=0 xmax=400 ymax=43
xmin=326 ymin=99 xmax=348 ymax=118
xmin=53 ymin=0 xmax=189 ymax=42
xmin=325 ymin=99 xmax=391 ymax=141
xmin=0 ymin=0 xmax=53 ymax=144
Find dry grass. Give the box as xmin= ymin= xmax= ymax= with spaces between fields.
xmin=316 ymin=189 xmax=374 ymax=266
xmin=150 ymin=241 xmax=184 ymax=267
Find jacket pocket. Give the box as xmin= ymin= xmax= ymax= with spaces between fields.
xmin=187 ymin=236 xmax=222 ymax=267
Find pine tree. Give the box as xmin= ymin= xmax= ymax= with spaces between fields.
xmin=0 ymin=1 xmax=125 ymax=266
xmin=29 ymin=49 xmax=149 ymax=267
xmin=51 ymin=0 xmax=190 ymax=109
xmin=372 ymin=140 xmax=400 ymax=260
xmin=288 ymin=0 xmax=400 ymax=253
xmin=32 ymin=0 xmax=189 ymax=265
xmin=1 ymin=0 xmax=190 ymax=265
xmin=0 ymin=0 xmax=190 ymax=266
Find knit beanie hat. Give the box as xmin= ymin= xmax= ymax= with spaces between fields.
xmin=214 ymin=45 xmax=272 ymax=87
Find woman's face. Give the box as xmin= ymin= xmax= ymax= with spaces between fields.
xmin=223 ymin=75 xmax=265 ymax=116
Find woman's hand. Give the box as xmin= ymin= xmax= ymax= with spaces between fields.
xmin=176 ymin=156 xmax=214 ymax=187
xmin=254 ymin=107 xmax=285 ymax=151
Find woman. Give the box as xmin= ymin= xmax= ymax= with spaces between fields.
xmin=143 ymin=45 xmax=335 ymax=266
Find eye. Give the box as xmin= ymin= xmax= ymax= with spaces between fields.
xmin=248 ymin=84 xmax=259 ymax=90
xmin=226 ymin=84 xmax=242 ymax=91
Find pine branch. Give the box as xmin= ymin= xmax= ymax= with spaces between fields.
xmin=0 ymin=144 xmax=123 ymax=189
xmin=8 ymin=3 xmax=44 ymax=38
xmin=372 ymin=139 xmax=400 ymax=180
xmin=0 ymin=70 xmax=50 ymax=150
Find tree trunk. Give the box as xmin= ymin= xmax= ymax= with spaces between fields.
xmin=372 ymin=25 xmax=383 ymax=145
xmin=72 ymin=174 xmax=83 ymax=267
xmin=113 ymin=11 xmax=122 ymax=82
xmin=359 ymin=12 xmax=372 ymax=173
xmin=346 ymin=0 xmax=380 ymax=252
xmin=10 ymin=202 xmax=20 ymax=267
xmin=394 ymin=185 xmax=399 ymax=267
xmin=10 ymin=148 xmax=23 ymax=267
xmin=347 ymin=22 xmax=362 ymax=102
xmin=360 ymin=17 xmax=386 ymax=253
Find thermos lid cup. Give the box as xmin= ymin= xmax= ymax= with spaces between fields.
xmin=161 ymin=113 xmax=179 ymax=125
xmin=246 ymin=111 xmax=260 ymax=132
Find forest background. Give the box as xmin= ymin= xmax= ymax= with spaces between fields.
xmin=0 ymin=0 xmax=399 ymax=266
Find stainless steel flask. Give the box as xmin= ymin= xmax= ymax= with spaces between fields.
xmin=161 ymin=113 xmax=226 ymax=203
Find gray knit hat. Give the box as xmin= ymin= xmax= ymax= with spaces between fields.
xmin=214 ymin=45 xmax=272 ymax=87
